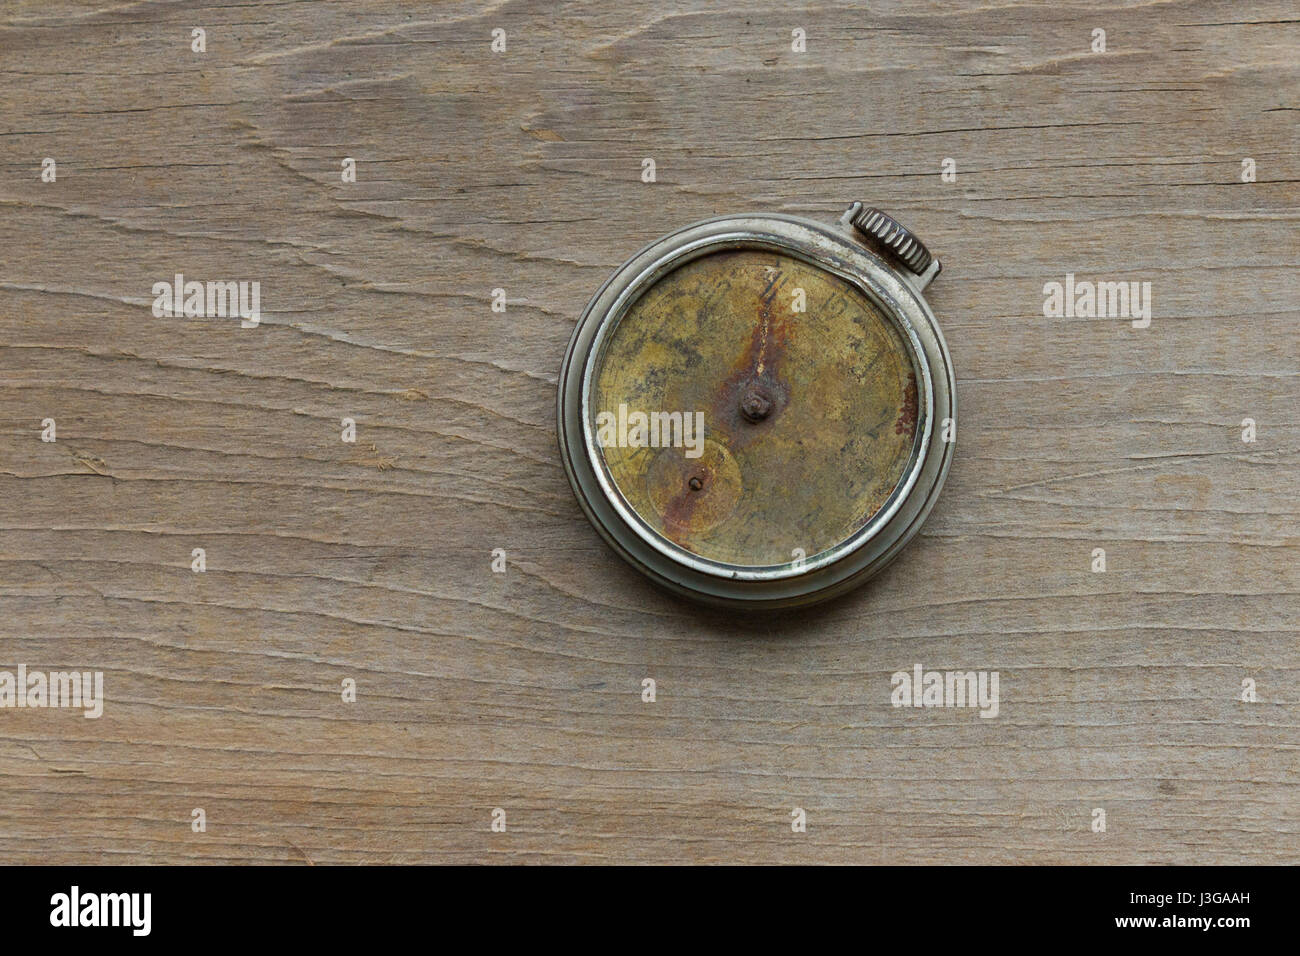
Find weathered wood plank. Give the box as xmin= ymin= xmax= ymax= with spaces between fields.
xmin=0 ymin=0 xmax=1295 ymax=863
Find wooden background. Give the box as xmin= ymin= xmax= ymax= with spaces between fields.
xmin=0 ymin=0 xmax=1296 ymax=864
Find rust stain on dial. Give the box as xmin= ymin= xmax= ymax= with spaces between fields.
xmin=592 ymin=248 xmax=919 ymax=568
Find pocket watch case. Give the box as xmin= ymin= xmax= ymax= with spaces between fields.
xmin=557 ymin=203 xmax=956 ymax=608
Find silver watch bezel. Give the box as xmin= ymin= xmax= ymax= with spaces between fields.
xmin=557 ymin=211 xmax=956 ymax=608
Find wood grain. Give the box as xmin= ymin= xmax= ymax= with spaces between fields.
xmin=0 ymin=0 xmax=1295 ymax=864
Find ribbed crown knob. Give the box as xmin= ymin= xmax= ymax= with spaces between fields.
xmin=849 ymin=206 xmax=934 ymax=276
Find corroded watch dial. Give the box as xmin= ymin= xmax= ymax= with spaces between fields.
xmin=590 ymin=247 xmax=919 ymax=568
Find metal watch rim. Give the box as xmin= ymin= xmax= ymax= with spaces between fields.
xmin=580 ymin=231 xmax=933 ymax=581
xmin=557 ymin=211 xmax=956 ymax=608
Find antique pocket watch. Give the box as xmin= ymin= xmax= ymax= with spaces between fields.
xmin=557 ymin=203 xmax=956 ymax=608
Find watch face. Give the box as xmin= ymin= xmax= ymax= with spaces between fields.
xmin=588 ymin=246 xmax=921 ymax=569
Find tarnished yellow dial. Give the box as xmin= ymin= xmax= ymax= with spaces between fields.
xmin=591 ymin=247 xmax=919 ymax=568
